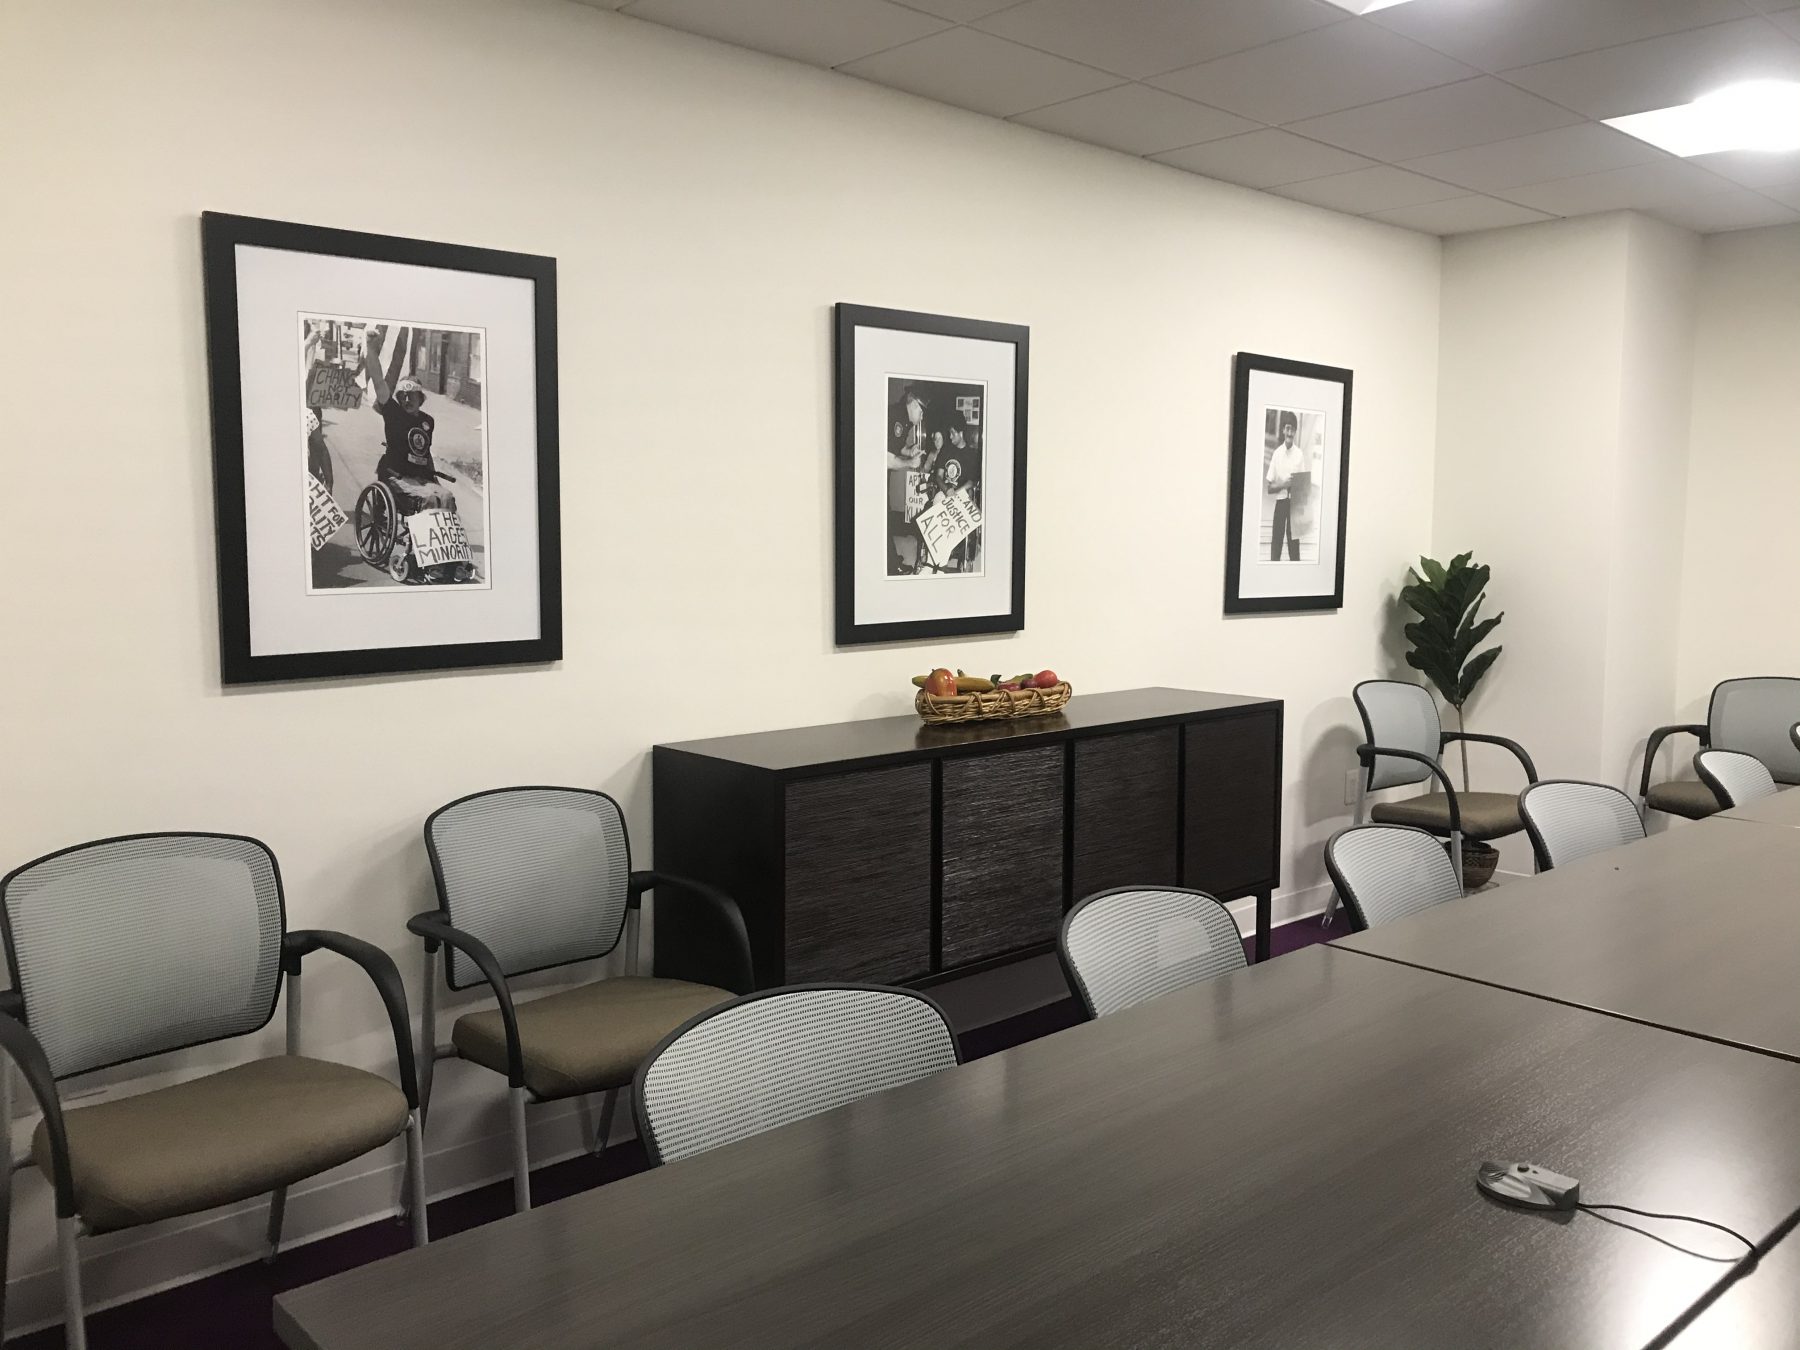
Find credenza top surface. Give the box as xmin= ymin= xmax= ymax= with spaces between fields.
xmin=654 ymin=687 xmax=1281 ymax=773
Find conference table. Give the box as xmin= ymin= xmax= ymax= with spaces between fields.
xmin=1670 ymin=1225 xmax=1800 ymax=1349
xmin=1333 ymin=819 xmax=1800 ymax=1063
xmin=277 ymin=943 xmax=1800 ymax=1350
xmin=1709 ymin=783 xmax=1800 ymax=828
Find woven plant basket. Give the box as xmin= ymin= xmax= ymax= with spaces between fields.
xmin=916 ymin=682 xmax=1072 ymax=724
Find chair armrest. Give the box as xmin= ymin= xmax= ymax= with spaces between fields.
xmin=631 ymin=870 xmax=755 ymax=995
xmin=0 ymin=1008 xmax=74 ymax=1219
xmin=1357 ymin=745 xmax=1462 ymax=835
xmin=1639 ymin=723 xmax=1709 ymax=798
xmin=283 ymin=930 xmax=420 ymax=1110
xmin=1441 ymin=731 xmax=1539 ymax=785
xmin=406 ymin=912 xmax=524 ymax=1090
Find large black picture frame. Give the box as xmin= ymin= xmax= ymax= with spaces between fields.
xmin=1223 ymin=351 xmax=1353 ymax=615
xmin=833 ymin=303 xmax=1028 ymax=647
xmin=201 ymin=211 xmax=561 ymax=684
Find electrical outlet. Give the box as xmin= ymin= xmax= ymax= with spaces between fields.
xmin=1345 ymin=768 xmax=1361 ymax=806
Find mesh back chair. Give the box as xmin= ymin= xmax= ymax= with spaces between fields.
xmin=1323 ymin=825 xmax=1464 ymax=932
xmin=0 ymin=834 xmax=424 ymax=1350
xmin=1694 ymin=749 xmax=1779 ymax=810
xmin=1058 ymin=888 xmax=1247 ymax=1019
xmin=634 ymin=984 xmax=958 ymax=1165
xmin=1641 ymin=677 xmax=1800 ymax=820
xmin=1518 ymin=780 xmax=1646 ymax=872
xmin=410 ymin=787 xmax=754 ymax=1212
xmin=1344 ymin=680 xmax=1538 ymax=897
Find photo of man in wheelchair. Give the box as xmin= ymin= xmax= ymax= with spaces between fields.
xmin=302 ymin=316 xmax=488 ymax=590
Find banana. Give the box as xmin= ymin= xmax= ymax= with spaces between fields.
xmin=911 ymin=674 xmax=929 ymax=688
xmin=955 ymin=675 xmax=995 ymax=693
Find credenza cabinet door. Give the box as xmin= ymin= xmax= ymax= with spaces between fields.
xmin=784 ymin=765 xmax=932 ymax=984
xmin=940 ymin=747 xmax=1066 ymax=969
xmin=1071 ymin=728 xmax=1180 ymax=901
xmin=1184 ymin=712 xmax=1280 ymax=896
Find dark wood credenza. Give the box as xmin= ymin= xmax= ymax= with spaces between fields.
xmin=652 ymin=687 xmax=1284 ymax=987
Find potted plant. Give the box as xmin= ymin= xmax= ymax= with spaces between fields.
xmin=1400 ymin=552 xmax=1504 ymax=887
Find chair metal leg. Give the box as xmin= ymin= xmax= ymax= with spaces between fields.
xmin=417 ymin=947 xmax=439 ymax=1122
xmin=509 ymin=1087 xmax=531 ymax=1213
xmin=1319 ymin=892 xmax=1339 ymax=927
xmin=264 ymin=1186 xmax=288 ymax=1264
xmin=58 ymin=1216 xmax=86 ymax=1350
xmin=1451 ymin=828 xmax=1467 ymax=893
xmin=404 ymin=1110 xmax=429 ymax=1246
xmin=1324 ymin=777 xmax=1369 ymax=926
xmin=592 ymin=1087 xmax=620 ymax=1156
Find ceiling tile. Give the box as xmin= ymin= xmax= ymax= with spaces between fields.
xmin=1369 ymin=0 xmax=1750 ymax=73
xmin=889 ymin=0 xmax=1022 ymax=18
xmin=1369 ymin=196 xmax=1556 ymax=234
xmin=1648 ymin=186 xmax=1800 ymax=230
xmin=1270 ymin=165 xmax=1467 ymax=213
xmin=1148 ymin=20 xmax=1474 ymax=125
xmin=1501 ymin=160 xmax=1740 ymax=215
xmin=1503 ymin=17 xmax=1800 ymax=120
xmin=622 ymin=0 xmax=950 ymax=67
xmin=1285 ymin=77 xmax=1582 ymax=162
xmin=1012 ymin=84 xmax=1260 ymax=155
xmin=1768 ymin=8 xmax=1800 ymax=38
xmin=1151 ymin=127 xmax=1377 ymax=187
xmin=975 ymin=0 xmax=1345 ymax=80
xmin=838 ymin=27 xmax=1121 ymax=116
xmin=1688 ymin=148 xmax=1800 ymax=188
xmin=1401 ymin=123 xmax=1667 ymax=193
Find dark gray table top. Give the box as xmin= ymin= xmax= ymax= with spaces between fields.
xmin=1711 ymin=785 xmax=1800 ymax=828
xmin=1335 ymin=821 xmax=1800 ymax=1063
xmin=1669 ymin=1223 xmax=1800 ymax=1349
xmin=653 ymin=686 xmax=1279 ymax=773
xmin=277 ymin=947 xmax=1800 ymax=1350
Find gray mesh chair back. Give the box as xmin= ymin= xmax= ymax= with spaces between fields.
xmin=1324 ymin=825 xmax=1462 ymax=931
xmin=634 ymin=985 xmax=958 ymax=1165
xmin=1354 ymin=681 xmax=1442 ymax=790
xmin=1519 ymin=780 xmax=1645 ymax=871
xmin=0 ymin=834 xmax=284 ymax=1079
xmin=1710 ymin=678 xmax=1800 ymax=785
xmin=1059 ymin=888 xmax=1247 ymax=1019
xmin=426 ymin=788 xmax=633 ymax=990
xmin=1694 ymin=749 xmax=1778 ymax=809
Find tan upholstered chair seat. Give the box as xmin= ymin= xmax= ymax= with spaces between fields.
xmin=1370 ymin=790 xmax=1523 ymax=841
xmin=34 ymin=1056 xmax=408 ymax=1234
xmin=1645 ymin=778 xmax=1721 ymax=820
xmin=452 ymin=976 xmax=732 ymax=1101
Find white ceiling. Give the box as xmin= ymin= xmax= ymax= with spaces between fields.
xmin=579 ymin=0 xmax=1800 ymax=235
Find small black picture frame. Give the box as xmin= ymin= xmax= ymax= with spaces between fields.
xmin=201 ymin=211 xmax=561 ymax=684
xmin=833 ymin=303 xmax=1028 ymax=647
xmin=1224 ymin=351 xmax=1353 ymax=614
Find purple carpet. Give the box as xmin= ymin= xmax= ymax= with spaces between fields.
xmin=6 ymin=911 xmax=1349 ymax=1349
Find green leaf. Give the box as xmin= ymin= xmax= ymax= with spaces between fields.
xmin=1459 ymin=646 xmax=1502 ymax=702
xmin=1419 ymin=556 xmax=1447 ymax=587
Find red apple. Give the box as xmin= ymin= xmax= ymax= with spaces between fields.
xmin=924 ymin=667 xmax=958 ymax=697
xmin=1033 ymin=670 xmax=1059 ymax=689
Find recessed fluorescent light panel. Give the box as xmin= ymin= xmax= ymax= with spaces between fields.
xmin=1321 ymin=0 xmax=1418 ymax=12
xmin=1605 ymin=81 xmax=1800 ymax=156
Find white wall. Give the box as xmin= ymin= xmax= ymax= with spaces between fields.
xmin=1431 ymin=212 xmax=1699 ymax=868
xmin=0 ymin=0 xmax=1442 ymax=1325
xmin=1675 ymin=225 xmax=1800 ymax=710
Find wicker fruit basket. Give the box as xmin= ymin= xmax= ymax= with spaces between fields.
xmin=916 ymin=682 xmax=1072 ymax=724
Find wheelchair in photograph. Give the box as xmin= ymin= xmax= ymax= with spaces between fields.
xmin=353 ymin=471 xmax=474 ymax=584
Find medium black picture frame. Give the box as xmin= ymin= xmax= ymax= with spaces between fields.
xmin=833 ymin=303 xmax=1028 ymax=647
xmin=1223 ymin=351 xmax=1353 ymax=615
xmin=201 ymin=211 xmax=561 ymax=684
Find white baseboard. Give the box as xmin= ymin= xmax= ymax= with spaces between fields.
xmin=2 ymin=1095 xmax=617 ymax=1338
xmin=1225 ymin=881 xmax=1334 ymax=931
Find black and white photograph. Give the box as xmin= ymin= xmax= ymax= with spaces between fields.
xmin=886 ymin=376 xmax=984 ymax=578
xmin=835 ymin=304 xmax=1027 ymax=646
xmin=1224 ymin=352 xmax=1352 ymax=614
xmin=203 ymin=212 xmax=561 ymax=684
xmin=1258 ymin=405 xmax=1327 ymax=565
xmin=302 ymin=316 xmax=490 ymax=592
